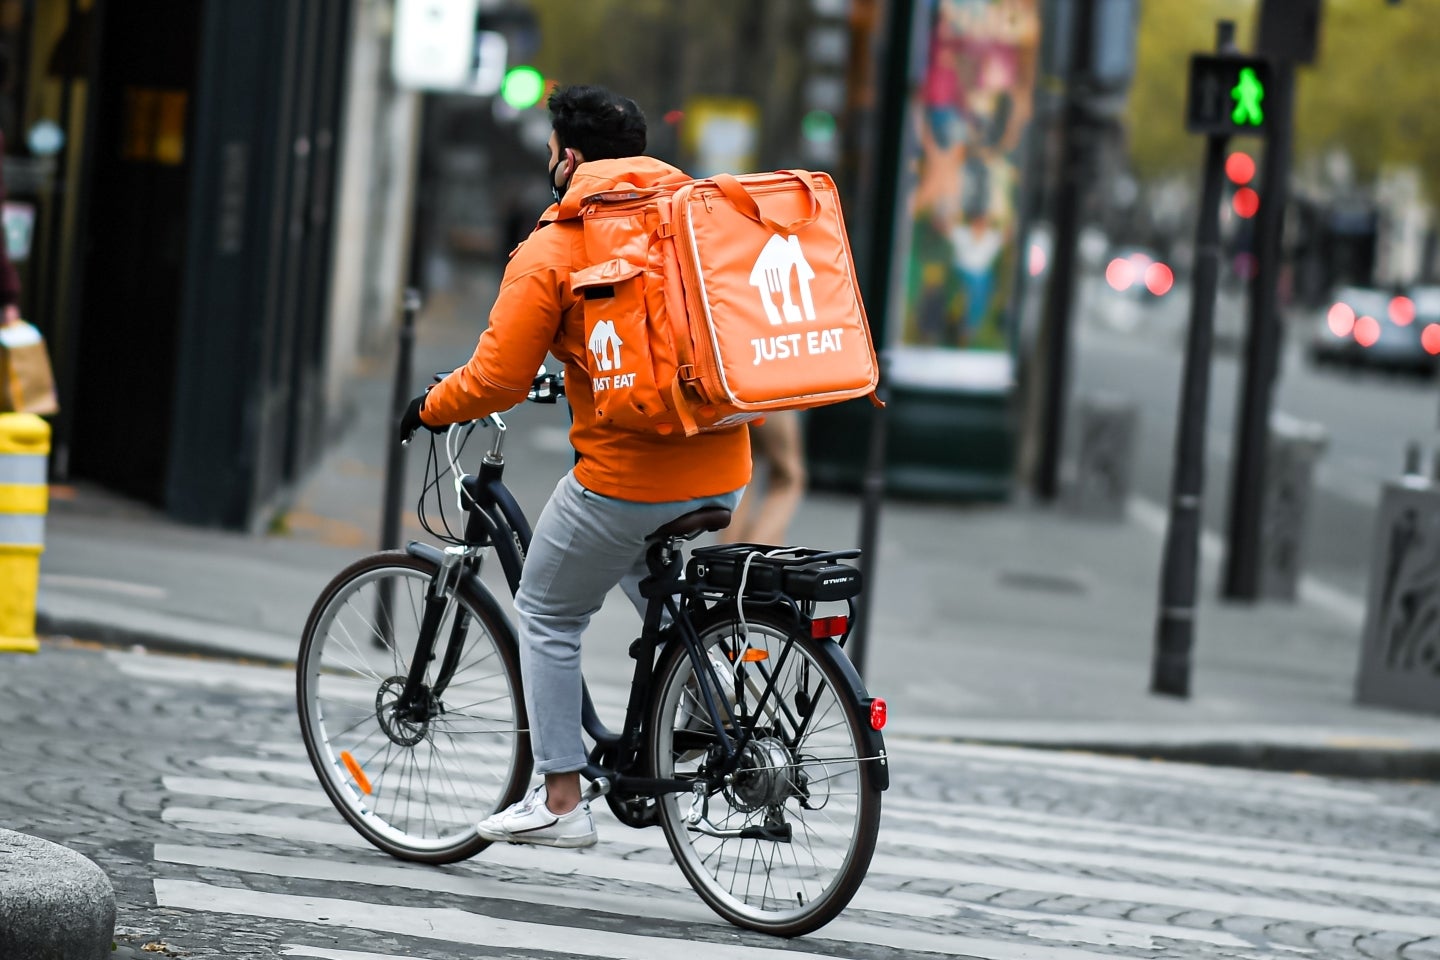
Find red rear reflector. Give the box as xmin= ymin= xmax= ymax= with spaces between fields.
xmin=869 ymin=698 xmax=887 ymax=730
xmin=810 ymin=615 xmax=848 ymax=638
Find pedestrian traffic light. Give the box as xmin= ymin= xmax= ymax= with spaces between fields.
xmin=1186 ymin=55 xmax=1271 ymax=137
xmin=1225 ymin=151 xmax=1255 ymax=185
xmin=501 ymin=66 xmax=545 ymax=110
xmin=1232 ymin=187 xmax=1260 ymax=219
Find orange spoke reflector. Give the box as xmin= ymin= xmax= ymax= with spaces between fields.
xmin=740 ymin=649 xmax=769 ymax=662
xmin=340 ymin=750 xmax=373 ymax=795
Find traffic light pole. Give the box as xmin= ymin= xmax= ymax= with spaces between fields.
xmin=1153 ymin=21 xmax=1240 ymax=697
xmin=1222 ymin=57 xmax=1295 ymax=600
xmin=1034 ymin=0 xmax=1096 ymax=501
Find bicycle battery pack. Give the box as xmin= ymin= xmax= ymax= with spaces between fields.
xmin=686 ymin=545 xmax=863 ymax=602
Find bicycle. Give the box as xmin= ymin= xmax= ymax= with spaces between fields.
xmin=295 ymin=370 xmax=890 ymax=937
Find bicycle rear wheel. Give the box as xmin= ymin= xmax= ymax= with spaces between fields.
xmin=648 ymin=604 xmax=882 ymax=936
xmin=297 ymin=550 xmax=531 ymax=864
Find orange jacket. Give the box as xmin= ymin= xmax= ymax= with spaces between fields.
xmin=421 ymin=157 xmax=752 ymax=502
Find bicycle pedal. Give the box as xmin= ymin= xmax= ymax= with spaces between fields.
xmin=582 ymin=777 xmax=612 ymax=802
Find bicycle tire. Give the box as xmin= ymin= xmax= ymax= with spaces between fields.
xmin=647 ymin=603 xmax=882 ymax=936
xmin=297 ymin=550 xmax=532 ymax=864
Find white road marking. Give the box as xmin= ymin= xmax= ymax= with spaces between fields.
xmin=42 ymin=574 xmax=168 ymax=599
xmin=153 ymin=878 xmax=1129 ymax=960
xmin=162 ymin=805 xmax=1440 ymax=937
xmin=155 ymin=843 xmax=1252 ymax=951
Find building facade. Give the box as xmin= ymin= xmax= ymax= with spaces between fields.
xmin=2 ymin=0 xmax=418 ymax=528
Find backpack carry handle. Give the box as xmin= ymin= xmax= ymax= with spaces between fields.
xmin=711 ymin=171 xmax=820 ymax=236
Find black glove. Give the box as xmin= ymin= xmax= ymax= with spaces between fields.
xmin=399 ymin=392 xmax=445 ymax=444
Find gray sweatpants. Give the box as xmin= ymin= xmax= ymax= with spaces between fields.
xmin=515 ymin=471 xmax=743 ymax=774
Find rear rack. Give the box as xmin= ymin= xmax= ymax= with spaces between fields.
xmin=687 ymin=544 xmax=863 ymax=603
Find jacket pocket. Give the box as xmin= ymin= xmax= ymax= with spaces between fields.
xmin=572 ymin=258 xmax=673 ymax=432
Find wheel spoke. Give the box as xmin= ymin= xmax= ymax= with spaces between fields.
xmin=298 ymin=559 xmax=527 ymax=862
xmin=651 ymin=610 xmax=879 ymax=934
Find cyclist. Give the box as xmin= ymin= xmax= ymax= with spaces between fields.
xmin=400 ymin=85 xmax=750 ymax=848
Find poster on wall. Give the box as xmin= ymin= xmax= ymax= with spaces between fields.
xmin=891 ymin=0 xmax=1040 ymax=391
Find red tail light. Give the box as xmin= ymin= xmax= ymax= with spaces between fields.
xmin=1354 ymin=315 xmax=1381 ymax=348
xmin=810 ymin=615 xmax=848 ymax=639
xmin=869 ymin=698 xmax=887 ymax=730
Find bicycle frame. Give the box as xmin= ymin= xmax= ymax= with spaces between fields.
xmin=392 ymin=404 xmax=886 ymax=819
xmin=391 ymin=414 xmax=747 ymax=803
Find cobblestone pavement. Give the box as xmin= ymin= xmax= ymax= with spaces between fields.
xmin=4 ymin=640 xmax=1439 ymax=960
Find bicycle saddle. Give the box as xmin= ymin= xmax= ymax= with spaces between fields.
xmin=649 ymin=507 xmax=732 ymax=541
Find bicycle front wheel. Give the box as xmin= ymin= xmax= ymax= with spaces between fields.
xmin=297 ymin=550 xmax=531 ymax=864
xmin=648 ymin=604 xmax=882 ymax=937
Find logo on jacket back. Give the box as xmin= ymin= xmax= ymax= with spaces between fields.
xmin=749 ymin=235 xmax=817 ymax=325
xmin=589 ymin=319 xmax=623 ymax=371
xmin=588 ymin=319 xmax=634 ymax=392
xmin=747 ymin=234 xmax=846 ymax=366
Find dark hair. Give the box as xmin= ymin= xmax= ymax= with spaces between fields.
xmin=547 ymin=84 xmax=646 ymax=161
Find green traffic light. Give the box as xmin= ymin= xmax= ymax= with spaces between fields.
xmin=1231 ymin=67 xmax=1264 ymax=127
xmin=501 ymin=67 xmax=545 ymax=109
xmin=802 ymin=110 xmax=837 ymax=143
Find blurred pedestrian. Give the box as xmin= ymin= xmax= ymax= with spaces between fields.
xmin=0 ymin=133 xmax=18 ymax=328
xmin=720 ymin=410 xmax=807 ymax=546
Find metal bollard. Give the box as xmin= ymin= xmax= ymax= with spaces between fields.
xmin=1257 ymin=413 xmax=1328 ymax=601
xmin=1064 ymin=393 xmax=1138 ymax=520
xmin=0 ymin=414 xmax=49 ymax=653
xmin=1354 ymin=455 xmax=1440 ymax=716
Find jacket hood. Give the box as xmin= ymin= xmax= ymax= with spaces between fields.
xmin=543 ymin=157 xmax=691 ymax=222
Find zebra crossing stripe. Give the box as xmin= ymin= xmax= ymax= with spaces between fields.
xmin=153 ymin=877 xmax=1125 ymax=960
xmin=153 ymin=843 xmax=1251 ymax=951
xmin=153 ymin=879 xmax=846 ymax=960
xmin=160 ymin=805 xmax=1440 ymax=937
xmin=167 ymin=769 xmax=1440 ymax=888
xmin=158 ymin=807 xmax=949 ymax=919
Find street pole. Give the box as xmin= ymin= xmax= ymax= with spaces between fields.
xmin=1221 ymin=61 xmax=1295 ymax=601
xmin=848 ymin=0 xmax=916 ymax=680
xmin=1152 ymin=22 xmax=1237 ymax=698
xmin=1221 ymin=0 xmax=1316 ymax=600
xmin=1034 ymin=0 xmax=1096 ymax=501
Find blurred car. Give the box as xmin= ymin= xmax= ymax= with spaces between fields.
xmin=1309 ymin=285 xmax=1440 ymax=377
xmin=1103 ymin=247 xmax=1175 ymax=301
xmin=1094 ymin=247 xmax=1176 ymax=334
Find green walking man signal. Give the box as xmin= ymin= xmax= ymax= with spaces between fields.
xmin=1186 ymin=55 xmax=1271 ymax=137
xmin=1231 ymin=67 xmax=1264 ymax=126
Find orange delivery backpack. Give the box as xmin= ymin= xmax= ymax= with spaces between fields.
xmin=569 ymin=169 xmax=881 ymax=436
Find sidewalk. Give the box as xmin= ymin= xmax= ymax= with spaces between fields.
xmin=31 ymin=265 xmax=1440 ymax=780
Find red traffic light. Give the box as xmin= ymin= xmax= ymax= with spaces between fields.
xmin=1232 ymin=187 xmax=1260 ymax=218
xmin=1225 ymin=152 xmax=1255 ymax=185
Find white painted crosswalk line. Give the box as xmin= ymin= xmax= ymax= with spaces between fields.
xmin=153 ymin=842 xmax=1253 ymax=951
xmin=153 ymin=878 xmax=1135 ymax=960
xmin=281 ymin=948 xmax=423 ymax=960
xmin=159 ymin=801 xmax=1440 ymax=939
xmin=157 ymin=807 xmax=940 ymax=918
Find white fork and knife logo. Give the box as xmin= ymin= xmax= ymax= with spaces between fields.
xmin=748 ymin=235 xmax=817 ymax=325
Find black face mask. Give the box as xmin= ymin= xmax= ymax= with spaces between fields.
xmin=548 ymin=157 xmax=565 ymax=204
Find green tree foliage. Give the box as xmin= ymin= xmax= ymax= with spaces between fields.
xmin=1124 ymin=0 xmax=1254 ymax=183
xmin=1126 ymin=0 xmax=1438 ymax=201
xmin=1293 ymin=0 xmax=1440 ymax=201
xmin=523 ymin=0 xmax=812 ymax=171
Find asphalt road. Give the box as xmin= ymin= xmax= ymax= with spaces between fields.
xmin=1073 ymin=280 xmax=1440 ymax=604
xmin=5 ymin=641 xmax=1440 ymax=960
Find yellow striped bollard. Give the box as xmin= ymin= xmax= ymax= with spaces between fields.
xmin=0 ymin=413 xmax=48 ymax=653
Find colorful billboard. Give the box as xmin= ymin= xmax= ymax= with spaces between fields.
xmin=893 ymin=0 xmax=1040 ymax=390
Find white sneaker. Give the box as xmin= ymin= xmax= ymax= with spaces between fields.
xmin=475 ymin=784 xmax=597 ymax=848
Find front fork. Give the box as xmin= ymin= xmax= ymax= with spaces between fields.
xmin=395 ymin=547 xmax=470 ymax=720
